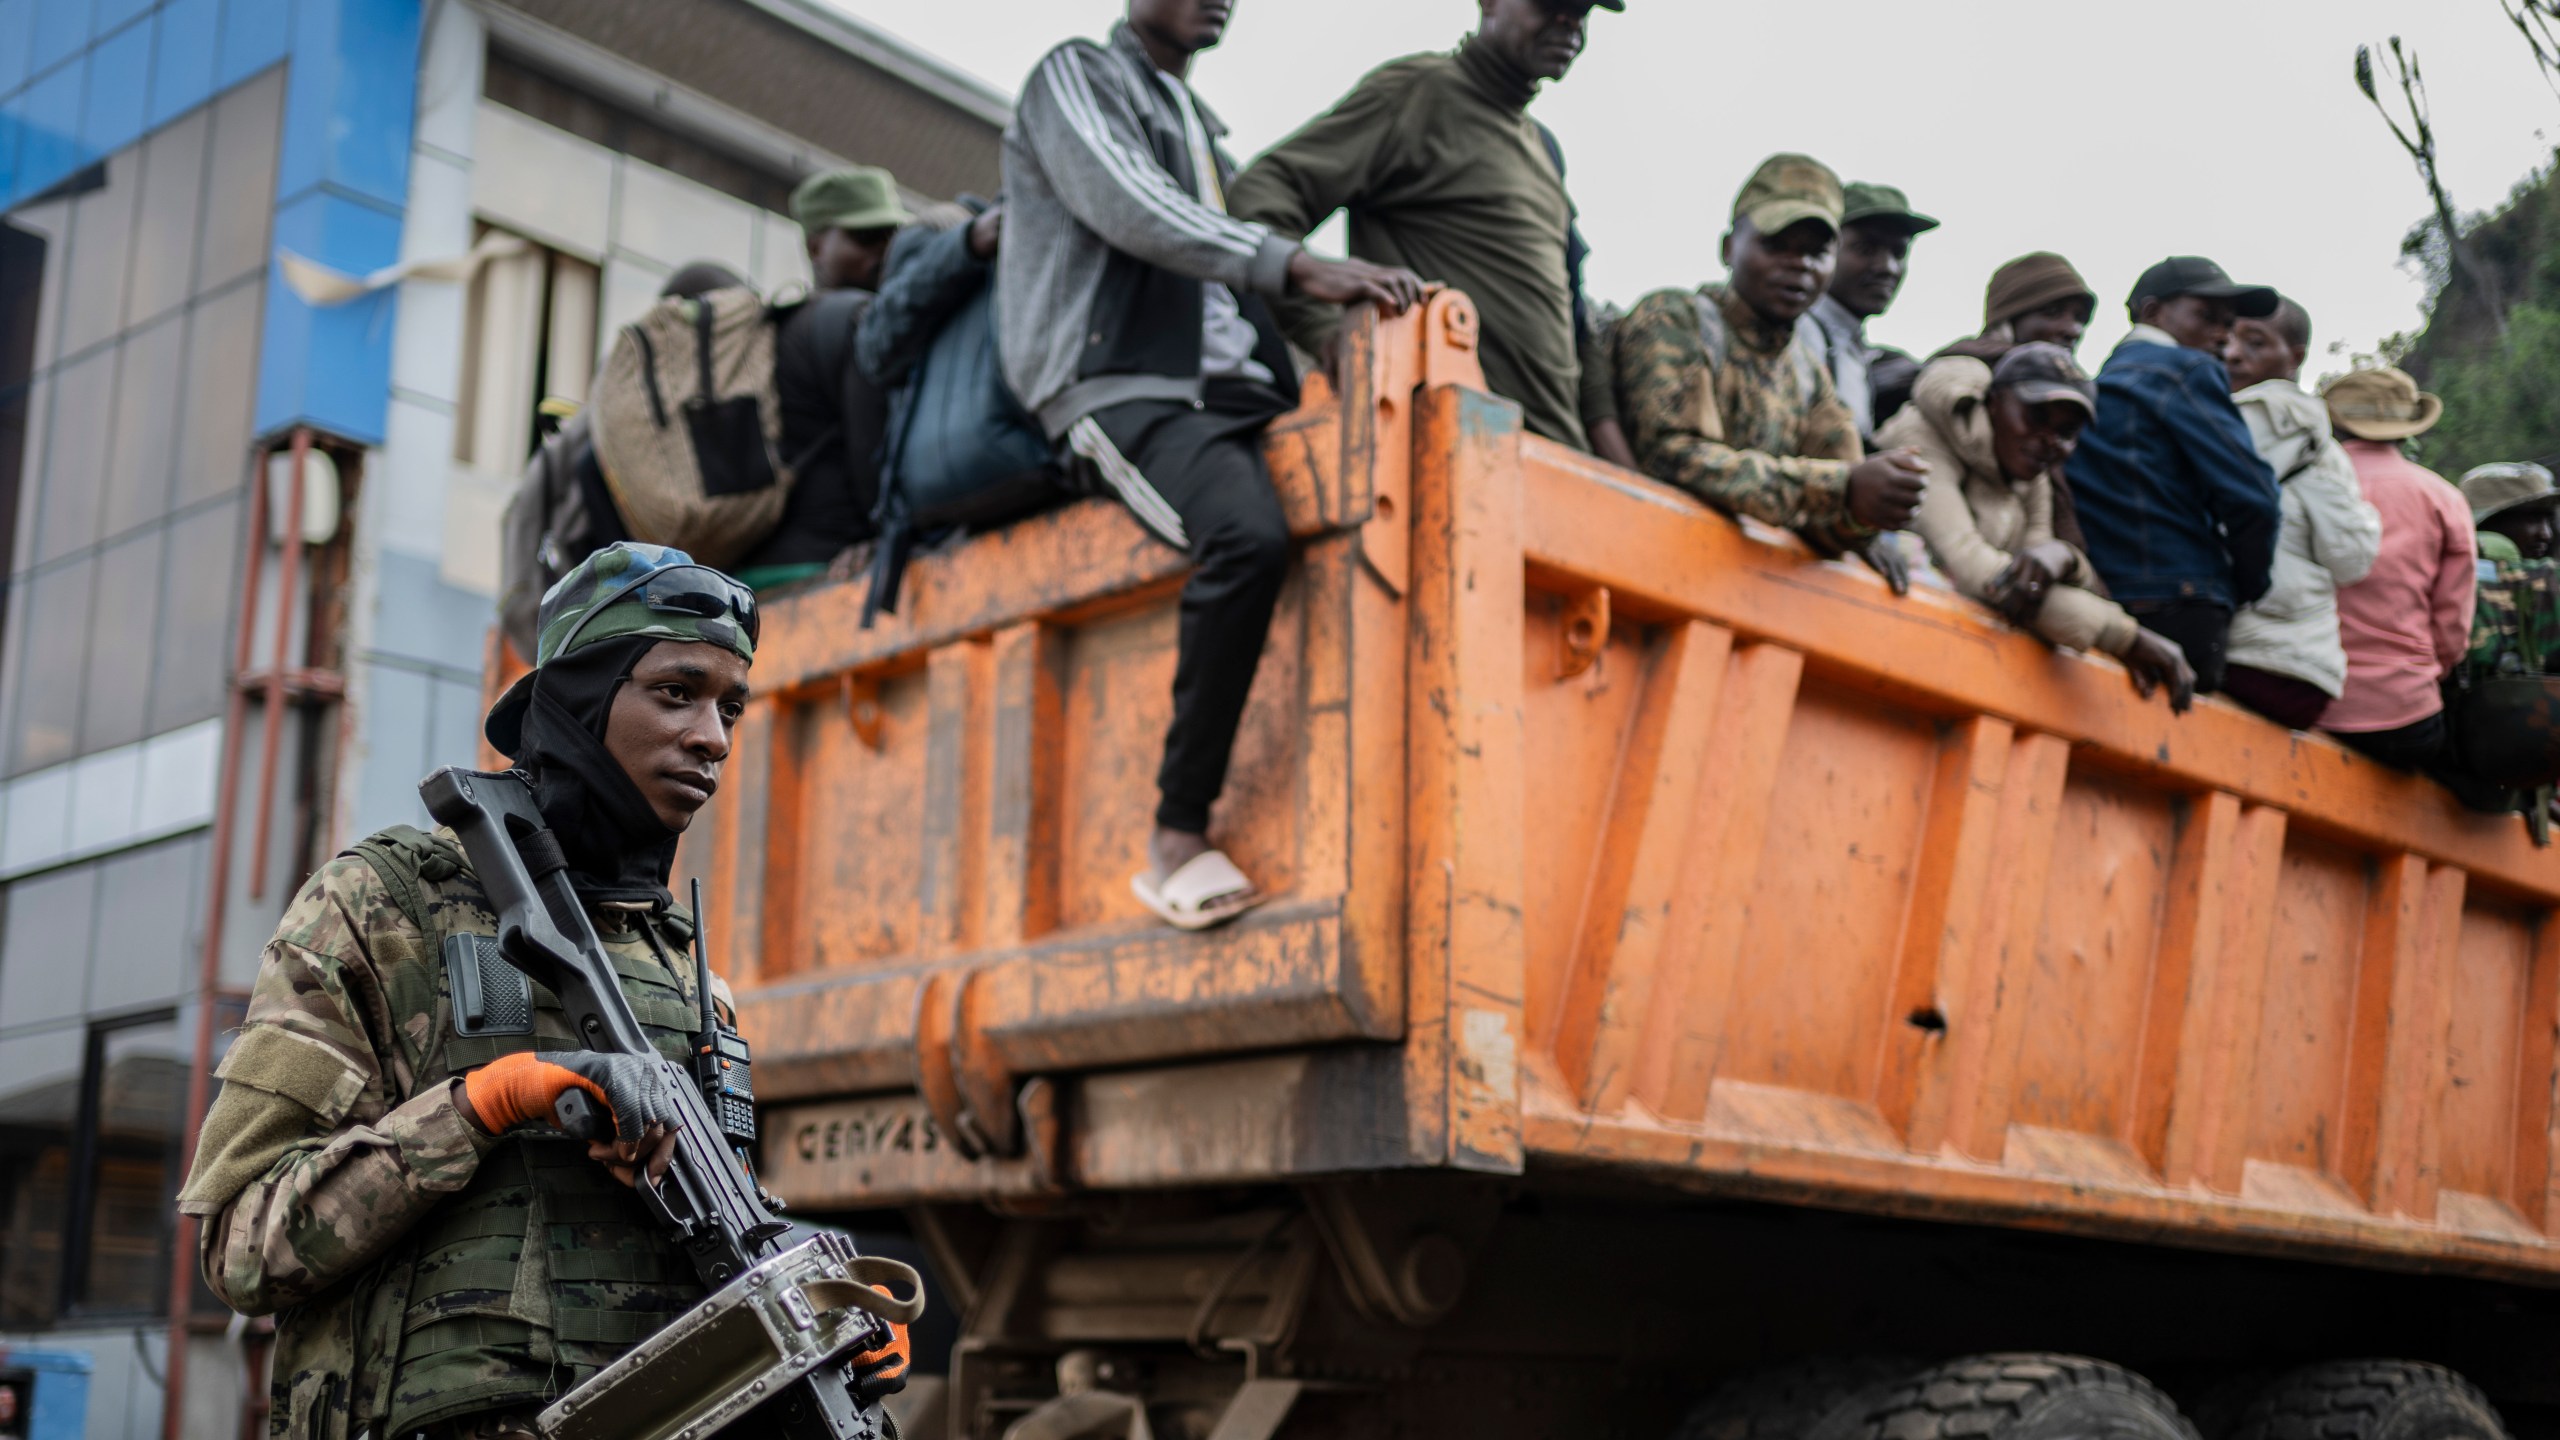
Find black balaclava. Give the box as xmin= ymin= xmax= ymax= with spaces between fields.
xmin=517 ymin=634 xmax=682 ymax=911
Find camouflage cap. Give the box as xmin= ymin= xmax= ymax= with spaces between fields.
xmin=2463 ymin=462 xmax=2560 ymax=523
xmin=789 ymin=166 xmax=913 ymax=236
xmin=1841 ymin=181 xmax=1939 ymax=237
xmin=1733 ymin=154 xmax=1843 ymax=238
xmin=486 ymin=542 xmax=757 ymax=756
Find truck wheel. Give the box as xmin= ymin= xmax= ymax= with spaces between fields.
xmin=1673 ymin=1357 xmax=1920 ymax=1440
xmin=2225 ymin=1362 xmax=2508 ymax=1440
xmin=1844 ymin=1354 xmax=2197 ymax=1440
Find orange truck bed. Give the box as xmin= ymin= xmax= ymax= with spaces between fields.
xmin=683 ymin=296 xmax=2560 ymax=1287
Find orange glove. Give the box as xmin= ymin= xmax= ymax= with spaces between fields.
xmin=462 ymin=1051 xmax=680 ymax=1141
xmin=850 ymin=1322 xmax=911 ymax=1402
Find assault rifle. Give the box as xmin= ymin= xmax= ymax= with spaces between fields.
xmin=422 ymin=766 xmax=924 ymax=1440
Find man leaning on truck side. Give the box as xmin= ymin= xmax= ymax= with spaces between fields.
xmin=2060 ymin=257 xmax=2283 ymax=696
xmin=173 ymin=545 xmax=910 ymax=1440
xmin=999 ymin=0 xmax=1425 ymax=931
xmin=1611 ymin=153 xmax=1929 ymax=593
xmin=1227 ymin=0 xmax=1636 ymax=468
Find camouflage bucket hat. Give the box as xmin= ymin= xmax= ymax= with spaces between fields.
xmin=486 ymin=542 xmax=758 ymax=757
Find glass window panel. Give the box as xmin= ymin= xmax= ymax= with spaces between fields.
xmin=76 ymin=1017 xmax=183 ymax=1317
xmin=124 ymin=107 xmax=210 ymax=329
xmin=148 ymin=497 xmax=239 ymax=735
xmin=55 ymin=149 xmax=138 ymax=360
xmin=0 ymin=1028 xmax=83 ymax=1329
xmin=7 ymin=372 xmax=44 ymax=577
xmin=9 ymin=197 xmax=73 ymax=376
xmin=169 ymin=280 xmax=259 ymax=510
xmin=98 ymin=311 xmax=182 ymax=539
xmin=80 ymin=527 xmax=160 ymax=753
xmin=195 ymin=68 xmax=283 ymax=296
xmin=9 ymin=556 xmax=92 ymax=774
xmin=32 ymin=344 xmax=109 ymax=564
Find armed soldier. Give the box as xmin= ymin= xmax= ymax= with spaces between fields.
xmin=178 ymin=543 xmax=907 ymax=1439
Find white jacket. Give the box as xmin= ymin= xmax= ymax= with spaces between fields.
xmin=2225 ymin=379 xmax=2384 ymax=697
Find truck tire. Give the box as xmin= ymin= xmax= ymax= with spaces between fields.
xmin=1843 ymin=1354 xmax=2198 ymax=1440
xmin=2225 ymin=1362 xmax=2508 ymax=1440
xmin=1673 ymin=1357 xmax=1921 ymax=1440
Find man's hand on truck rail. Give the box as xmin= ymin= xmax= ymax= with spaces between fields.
xmin=1286 ymin=248 xmax=1426 ymax=315
xmin=459 ymin=1050 xmax=684 ymax=1185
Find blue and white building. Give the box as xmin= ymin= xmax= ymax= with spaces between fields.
xmin=0 ymin=2 xmax=1004 ymax=1432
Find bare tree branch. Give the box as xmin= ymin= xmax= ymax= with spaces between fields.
xmin=2359 ymin=37 xmax=2509 ymax=339
xmin=2504 ymin=0 xmax=2560 ymax=98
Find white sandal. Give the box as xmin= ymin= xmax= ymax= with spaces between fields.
xmin=1131 ymin=849 xmax=1262 ymax=931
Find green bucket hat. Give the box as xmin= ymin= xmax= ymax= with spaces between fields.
xmin=486 ymin=543 xmax=759 ymax=757
xmin=789 ymin=166 xmax=915 ymax=235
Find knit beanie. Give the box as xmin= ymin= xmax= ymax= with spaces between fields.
xmin=1983 ymin=253 xmax=2095 ymax=331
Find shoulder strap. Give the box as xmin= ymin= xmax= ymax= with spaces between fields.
xmin=1689 ymin=292 xmax=1732 ymax=373
xmin=1793 ymin=345 xmax=1822 ymax=410
xmin=345 ymin=825 xmax=465 ymax=941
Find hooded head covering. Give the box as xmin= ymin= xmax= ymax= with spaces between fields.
xmin=487 ymin=542 xmax=757 ymax=910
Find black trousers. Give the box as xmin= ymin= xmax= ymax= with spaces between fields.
xmin=1071 ymin=382 xmax=1293 ymax=835
xmin=2124 ymin=598 xmax=2232 ymax=695
xmin=2332 ymin=711 xmax=2449 ymax=771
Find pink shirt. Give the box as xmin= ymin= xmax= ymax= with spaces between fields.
xmin=2322 ymin=441 xmax=2476 ymax=734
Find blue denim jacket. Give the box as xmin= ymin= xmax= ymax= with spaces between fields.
xmin=2062 ymin=333 xmax=2282 ymax=609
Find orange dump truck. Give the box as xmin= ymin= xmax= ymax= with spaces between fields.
xmin=668 ymin=298 xmax=2560 ymax=1440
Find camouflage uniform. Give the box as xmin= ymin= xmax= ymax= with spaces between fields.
xmin=1611 ymin=282 xmax=1869 ymax=551
xmin=178 ymin=542 xmax=758 ymax=1439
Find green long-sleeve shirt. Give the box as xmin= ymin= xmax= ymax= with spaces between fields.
xmin=1229 ymin=37 xmax=1603 ymax=451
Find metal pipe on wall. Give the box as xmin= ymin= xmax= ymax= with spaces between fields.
xmin=160 ymin=427 xmax=292 ymax=1440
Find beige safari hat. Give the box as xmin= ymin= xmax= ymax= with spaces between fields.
xmin=2323 ymin=367 xmax=2443 ymax=442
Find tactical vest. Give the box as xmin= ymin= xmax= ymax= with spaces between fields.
xmin=283 ymin=826 xmax=712 ymax=1438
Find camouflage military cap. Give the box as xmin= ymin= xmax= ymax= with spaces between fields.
xmin=487 ymin=543 xmax=756 ymax=756
xmin=2463 ymin=462 xmax=2559 ymax=524
xmin=1733 ymin=154 xmax=1843 ymax=238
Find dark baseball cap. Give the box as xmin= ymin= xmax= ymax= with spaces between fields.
xmin=1991 ymin=342 xmax=2097 ymax=418
xmin=2127 ymin=256 xmax=2279 ymax=319
xmin=1841 ymin=182 xmax=1939 ymax=237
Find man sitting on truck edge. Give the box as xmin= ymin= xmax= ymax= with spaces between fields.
xmin=1227 ymin=0 xmax=1634 ymax=467
xmin=2060 ymin=256 xmax=2283 ymax=695
xmin=1798 ymin=180 xmax=1937 ymax=440
xmin=999 ymin=0 xmax=1425 ymax=930
xmin=1612 ymin=153 xmax=1929 ymax=593
xmin=174 ymin=543 xmax=908 ymax=1440
xmin=730 ymin=170 xmax=933 ymax=592
xmin=2320 ymin=367 xmax=2478 ymax=776
xmin=2218 ymin=296 xmax=2382 ymax=730
xmin=1878 ymin=344 xmax=2197 ymax=710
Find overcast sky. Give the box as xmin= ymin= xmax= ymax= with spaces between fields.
xmin=827 ymin=0 xmax=2557 ymax=377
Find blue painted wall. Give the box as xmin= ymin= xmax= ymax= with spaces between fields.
xmin=0 ymin=0 xmax=422 ymax=446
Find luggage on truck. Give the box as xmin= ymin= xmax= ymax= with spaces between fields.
xmin=590 ymin=286 xmax=794 ymax=571
xmin=2444 ymin=552 xmax=2560 ymax=839
xmin=497 ymin=405 xmax=629 ymax=664
xmin=862 ymin=221 xmax=1060 ymax=627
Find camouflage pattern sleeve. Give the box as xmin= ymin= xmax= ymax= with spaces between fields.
xmin=177 ymin=857 xmax=495 ymax=1316
xmin=1611 ymin=290 xmax=1862 ymax=534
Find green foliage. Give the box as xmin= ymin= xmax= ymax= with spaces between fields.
xmin=2401 ymin=150 xmax=2560 ymax=471
xmin=2416 ymin=299 xmax=2560 ymax=474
